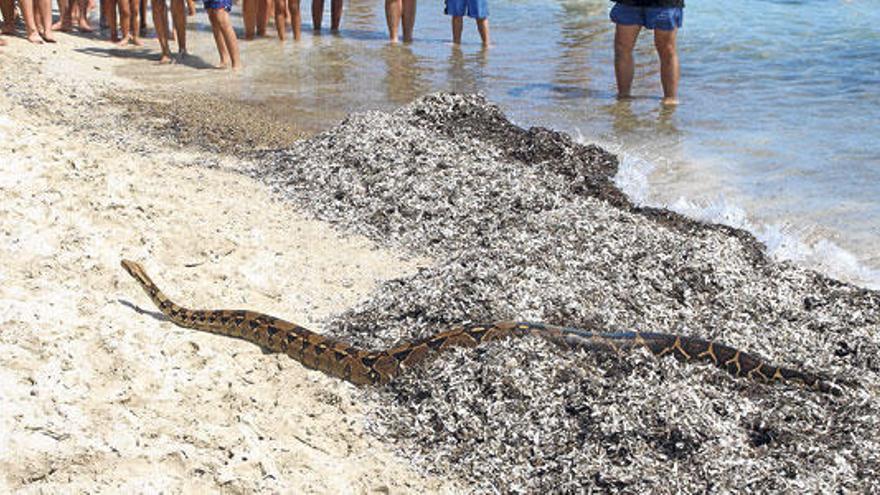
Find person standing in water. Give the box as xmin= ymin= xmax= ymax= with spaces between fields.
xmin=610 ymin=0 xmax=683 ymax=105
xmin=385 ymin=0 xmax=415 ymax=43
xmin=312 ymin=0 xmax=342 ymax=32
xmin=445 ymin=0 xmax=488 ymax=47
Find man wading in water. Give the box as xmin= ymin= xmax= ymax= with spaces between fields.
xmin=610 ymin=0 xmax=683 ymax=105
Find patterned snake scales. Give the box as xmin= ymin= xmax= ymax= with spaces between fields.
xmin=122 ymin=260 xmax=840 ymax=394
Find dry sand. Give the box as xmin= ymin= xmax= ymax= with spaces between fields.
xmin=0 ymin=33 xmax=456 ymax=493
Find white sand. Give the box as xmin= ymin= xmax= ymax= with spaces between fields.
xmin=0 ymin=33 xmax=456 ymax=493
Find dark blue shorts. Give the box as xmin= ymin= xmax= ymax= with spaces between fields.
xmin=445 ymin=0 xmax=488 ymax=19
xmin=204 ymin=0 xmax=231 ymax=11
xmin=610 ymin=4 xmax=683 ymax=31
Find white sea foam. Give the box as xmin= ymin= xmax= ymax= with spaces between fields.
xmin=609 ymin=148 xmax=880 ymax=290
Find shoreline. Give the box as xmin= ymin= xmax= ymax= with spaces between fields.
xmin=0 ymin=33 xmax=456 ymax=493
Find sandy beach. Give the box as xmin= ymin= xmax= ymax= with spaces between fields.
xmin=0 ymin=33 xmax=455 ymax=493
xmin=2 ymin=20 xmax=880 ymax=494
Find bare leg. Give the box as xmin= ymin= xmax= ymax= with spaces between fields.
xmin=55 ymin=0 xmax=72 ymax=31
xmin=186 ymin=0 xmax=194 ymax=15
xmin=287 ymin=0 xmax=299 ymax=40
xmin=654 ymin=28 xmax=679 ymax=105
xmin=329 ymin=0 xmax=340 ymax=30
xmin=451 ymin=15 xmax=461 ymax=44
xmin=401 ymin=0 xmax=414 ymax=42
xmin=138 ymin=0 xmax=146 ymax=33
xmin=217 ymin=9 xmax=240 ymax=69
xmin=384 ymin=0 xmax=399 ymax=42
xmin=130 ymin=0 xmax=142 ymax=44
xmin=115 ymin=0 xmax=131 ymax=44
xmin=151 ymin=0 xmax=172 ymax=62
xmin=36 ymin=0 xmax=56 ymax=41
xmin=243 ymin=0 xmax=256 ymax=38
xmin=170 ymin=0 xmax=186 ymax=56
xmin=207 ymin=9 xmax=230 ymax=68
xmin=1 ymin=0 xmax=15 ymax=35
xmin=311 ymin=0 xmax=321 ymax=30
xmin=256 ymin=0 xmax=267 ymax=35
xmin=613 ymin=23 xmax=640 ymax=99
xmin=475 ymin=17 xmax=488 ymax=46
xmin=78 ymin=0 xmax=93 ymax=30
xmin=273 ymin=0 xmax=285 ymax=39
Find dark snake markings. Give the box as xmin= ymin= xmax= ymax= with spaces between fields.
xmin=121 ymin=260 xmax=840 ymax=394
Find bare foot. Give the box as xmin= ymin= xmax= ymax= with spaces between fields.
xmin=158 ymin=53 xmax=172 ymax=64
xmin=52 ymin=20 xmax=72 ymax=31
xmin=1 ymin=25 xmax=14 ymax=35
xmin=40 ymin=31 xmax=57 ymax=43
xmin=231 ymin=62 xmax=242 ymax=72
xmin=175 ymin=50 xmax=188 ymax=63
xmin=661 ymin=97 xmax=679 ymax=106
xmin=132 ymin=37 xmax=143 ymax=46
xmin=77 ymin=20 xmax=94 ymax=32
xmin=115 ymin=35 xmax=131 ymax=46
xmin=214 ymin=61 xmax=229 ymax=69
xmin=27 ymin=32 xmax=45 ymax=43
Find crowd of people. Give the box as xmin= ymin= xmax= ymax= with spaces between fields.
xmin=0 ymin=0 xmax=683 ymax=103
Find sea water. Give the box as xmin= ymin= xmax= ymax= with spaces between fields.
xmin=124 ymin=0 xmax=880 ymax=287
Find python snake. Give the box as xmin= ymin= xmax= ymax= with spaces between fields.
xmin=121 ymin=260 xmax=839 ymax=394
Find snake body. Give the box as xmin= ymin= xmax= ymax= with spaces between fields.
xmin=121 ymin=260 xmax=838 ymax=394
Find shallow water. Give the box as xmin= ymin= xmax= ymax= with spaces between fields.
xmin=120 ymin=0 xmax=880 ymax=286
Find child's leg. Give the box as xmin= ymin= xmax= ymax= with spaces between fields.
xmin=384 ymin=0 xmax=399 ymax=42
xmin=451 ymin=15 xmax=462 ymax=44
xmin=151 ymin=0 xmax=172 ymax=62
xmin=216 ymin=8 xmax=240 ymax=69
xmin=287 ymin=0 xmax=299 ymax=40
xmin=273 ymin=0 xmax=285 ymax=40
xmin=186 ymin=0 xmax=194 ymax=15
xmin=476 ymin=17 xmax=488 ymax=46
xmin=170 ymin=0 xmax=186 ymax=54
xmin=311 ymin=0 xmax=321 ymax=30
xmin=243 ymin=0 xmax=255 ymax=38
xmin=401 ymin=0 xmax=414 ymax=42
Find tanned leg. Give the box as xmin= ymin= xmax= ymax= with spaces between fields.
xmin=613 ymin=23 xmax=640 ymax=99
xmin=115 ymin=0 xmax=131 ymax=45
xmin=256 ymin=0 xmax=267 ymax=35
xmin=329 ymin=0 xmax=340 ymax=31
xmin=75 ymin=0 xmax=93 ymax=30
xmin=0 ymin=0 xmax=15 ymax=35
xmin=151 ymin=0 xmax=172 ymax=62
xmin=384 ymin=0 xmax=399 ymax=42
xmin=475 ymin=17 xmax=488 ymax=46
xmin=287 ymin=0 xmax=300 ymax=40
xmin=311 ymin=0 xmax=321 ymax=31
xmin=217 ymin=9 xmax=240 ymax=69
xmin=130 ymin=0 xmax=142 ymax=44
xmin=186 ymin=0 xmax=194 ymax=15
xmin=654 ymin=27 xmax=679 ymax=105
xmin=273 ymin=0 xmax=286 ymax=39
xmin=36 ymin=0 xmax=56 ymax=41
xmin=451 ymin=15 xmax=462 ymax=44
xmin=54 ymin=0 xmax=72 ymax=31
xmin=207 ymin=9 xmax=230 ymax=68
xmin=243 ymin=0 xmax=256 ymax=38
xmin=401 ymin=0 xmax=414 ymax=42
xmin=170 ymin=0 xmax=186 ymax=56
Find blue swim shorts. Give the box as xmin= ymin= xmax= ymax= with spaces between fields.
xmin=204 ymin=0 xmax=231 ymax=11
xmin=445 ymin=0 xmax=488 ymax=19
xmin=610 ymin=4 xmax=683 ymax=31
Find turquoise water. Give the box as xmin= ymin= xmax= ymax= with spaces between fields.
xmin=128 ymin=0 xmax=880 ymax=285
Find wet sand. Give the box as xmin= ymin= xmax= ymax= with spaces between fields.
xmin=0 ymin=33 xmax=455 ymax=493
